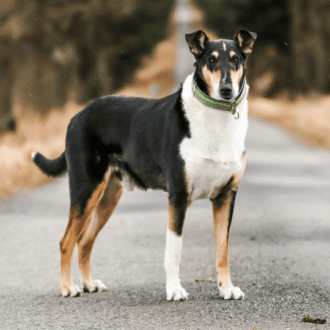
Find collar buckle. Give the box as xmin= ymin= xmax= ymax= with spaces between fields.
xmin=230 ymin=103 xmax=239 ymax=120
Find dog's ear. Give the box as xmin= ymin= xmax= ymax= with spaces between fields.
xmin=185 ymin=30 xmax=209 ymax=57
xmin=234 ymin=30 xmax=257 ymax=56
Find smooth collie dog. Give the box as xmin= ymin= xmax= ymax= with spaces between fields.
xmin=32 ymin=29 xmax=256 ymax=300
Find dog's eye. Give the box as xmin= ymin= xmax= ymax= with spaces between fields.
xmin=209 ymin=57 xmax=216 ymax=64
xmin=232 ymin=56 xmax=239 ymax=63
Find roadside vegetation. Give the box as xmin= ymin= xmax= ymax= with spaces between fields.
xmin=0 ymin=0 xmax=329 ymax=197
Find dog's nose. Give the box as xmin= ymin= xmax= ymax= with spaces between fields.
xmin=220 ymin=85 xmax=233 ymax=99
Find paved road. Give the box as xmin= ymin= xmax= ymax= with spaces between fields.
xmin=0 ymin=119 xmax=329 ymax=330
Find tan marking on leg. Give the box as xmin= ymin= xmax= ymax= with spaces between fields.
xmin=212 ymin=193 xmax=233 ymax=290
xmin=168 ymin=199 xmax=188 ymax=236
xmin=202 ymin=65 xmax=221 ymax=97
xmin=59 ymin=206 xmax=81 ymax=295
xmin=83 ymin=171 xmax=111 ymax=222
xmin=78 ymin=173 xmax=123 ymax=289
xmin=59 ymin=170 xmax=112 ymax=296
xmin=168 ymin=201 xmax=177 ymax=234
xmin=232 ymin=154 xmax=246 ymax=190
xmin=183 ymin=169 xmax=192 ymax=206
xmin=212 ymin=155 xmax=246 ymax=290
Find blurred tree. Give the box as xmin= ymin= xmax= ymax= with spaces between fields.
xmin=290 ymin=0 xmax=330 ymax=94
xmin=194 ymin=0 xmax=290 ymax=50
xmin=0 ymin=0 xmax=174 ymax=132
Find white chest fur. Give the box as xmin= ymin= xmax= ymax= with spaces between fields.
xmin=180 ymin=74 xmax=249 ymax=201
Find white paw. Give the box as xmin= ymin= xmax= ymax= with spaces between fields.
xmin=61 ymin=285 xmax=82 ymax=297
xmin=83 ymin=279 xmax=107 ymax=293
xmin=219 ymin=286 xmax=244 ymax=300
xmin=166 ymin=284 xmax=188 ymax=301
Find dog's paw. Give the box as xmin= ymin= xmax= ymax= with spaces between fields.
xmin=166 ymin=284 xmax=188 ymax=301
xmin=219 ymin=286 xmax=244 ymax=300
xmin=61 ymin=285 xmax=82 ymax=297
xmin=83 ymin=279 xmax=107 ymax=293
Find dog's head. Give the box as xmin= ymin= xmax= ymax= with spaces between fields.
xmin=186 ymin=30 xmax=257 ymax=101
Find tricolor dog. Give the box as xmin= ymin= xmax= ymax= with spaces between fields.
xmin=32 ymin=29 xmax=257 ymax=300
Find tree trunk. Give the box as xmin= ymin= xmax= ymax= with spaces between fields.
xmin=290 ymin=0 xmax=330 ymax=94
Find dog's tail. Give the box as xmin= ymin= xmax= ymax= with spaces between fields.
xmin=31 ymin=151 xmax=67 ymax=177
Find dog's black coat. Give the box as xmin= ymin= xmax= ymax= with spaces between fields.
xmin=34 ymin=88 xmax=190 ymax=215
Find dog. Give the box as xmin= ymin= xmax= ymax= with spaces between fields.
xmin=32 ymin=29 xmax=257 ymax=300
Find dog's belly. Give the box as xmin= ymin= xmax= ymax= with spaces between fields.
xmin=184 ymin=154 xmax=242 ymax=201
xmin=110 ymin=153 xmax=168 ymax=192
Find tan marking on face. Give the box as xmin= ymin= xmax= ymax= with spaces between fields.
xmin=212 ymin=51 xmax=219 ymax=58
xmin=202 ymin=64 xmax=222 ymax=97
xmin=230 ymin=64 xmax=244 ymax=90
xmin=229 ymin=51 xmax=236 ymax=58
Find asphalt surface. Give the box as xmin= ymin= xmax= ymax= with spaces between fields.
xmin=0 ymin=119 xmax=330 ymax=330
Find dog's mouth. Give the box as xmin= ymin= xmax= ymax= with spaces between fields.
xmin=220 ymin=94 xmax=233 ymax=101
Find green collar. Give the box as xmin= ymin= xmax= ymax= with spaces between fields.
xmin=192 ymin=76 xmax=247 ymax=119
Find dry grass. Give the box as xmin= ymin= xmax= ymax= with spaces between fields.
xmin=249 ymin=95 xmax=330 ymax=149
xmin=0 ymin=36 xmax=177 ymax=198
xmin=0 ymin=103 xmax=80 ymax=197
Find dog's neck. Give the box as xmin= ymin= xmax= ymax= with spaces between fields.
xmin=180 ymin=73 xmax=249 ymax=165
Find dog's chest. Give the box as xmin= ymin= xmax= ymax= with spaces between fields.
xmin=180 ymin=76 xmax=248 ymax=201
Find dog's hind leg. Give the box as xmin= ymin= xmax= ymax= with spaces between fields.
xmin=59 ymin=170 xmax=113 ymax=297
xmin=59 ymin=206 xmax=82 ymax=297
xmin=77 ymin=171 xmax=123 ymax=293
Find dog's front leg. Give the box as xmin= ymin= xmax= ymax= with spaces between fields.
xmin=164 ymin=194 xmax=188 ymax=301
xmin=212 ymin=188 xmax=244 ymax=300
xmin=211 ymin=156 xmax=246 ymax=300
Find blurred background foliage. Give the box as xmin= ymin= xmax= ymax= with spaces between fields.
xmin=0 ymin=0 xmax=330 ymax=133
xmin=0 ymin=0 xmax=174 ymax=131
xmin=1 ymin=0 xmax=330 ymax=197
